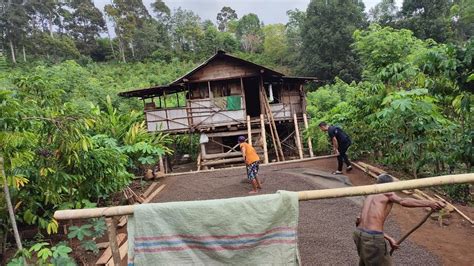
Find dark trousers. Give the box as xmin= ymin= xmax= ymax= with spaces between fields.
xmin=337 ymin=142 xmax=351 ymax=171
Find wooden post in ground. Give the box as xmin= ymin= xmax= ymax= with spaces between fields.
xmin=158 ymin=156 xmax=165 ymax=176
xmin=293 ymin=113 xmax=303 ymax=159
xmin=200 ymin=143 xmax=208 ymax=170
xmin=260 ymin=114 xmax=269 ymax=164
xmin=303 ymin=113 xmax=314 ymax=157
xmin=105 ymin=217 xmax=121 ymax=266
xmin=247 ymin=115 xmax=252 ymax=145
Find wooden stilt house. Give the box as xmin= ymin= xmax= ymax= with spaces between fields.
xmin=119 ymin=51 xmax=317 ymax=170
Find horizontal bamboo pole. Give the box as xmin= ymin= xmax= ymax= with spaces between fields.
xmin=54 ymin=173 xmax=474 ymax=220
xmin=297 ymin=173 xmax=474 ymax=201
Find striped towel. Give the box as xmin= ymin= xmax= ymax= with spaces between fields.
xmin=127 ymin=191 xmax=299 ymax=265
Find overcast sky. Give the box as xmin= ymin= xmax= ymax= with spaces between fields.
xmin=95 ymin=0 xmax=402 ymax=34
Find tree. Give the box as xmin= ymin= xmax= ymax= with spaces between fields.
xmin=0 ymin=0 xmax=32 ymax=63
xmin=170 ymin=8 xmax=204 ymax=59
xmin=399 ymin=0 xmax=453 ymax=43
xmin=151 ymin=0 xmax=170 ymax=20
xmin=105 ymin=0 xmax=151 ymax=62
xmin=300 ymin=0 xmax=367 ymax=82
xmin=263 ymin=24 xmax=288 ymax=64
xmin=64 ymin=0 xmax=105 ymax=55
xmin=236 ymin=13 xmax=263 ymax=53
xmin=286 ymin=9 xmax=305 ymax=71
xmin=450 ymin=0 xmax=474 ymax=42
xmin=369 ymin=0 xmax=399 ymax=26
xmin=216 ymin=6 xmax=237 ymax=32
xmin=63 ymin=0 xmax=106 ymax=56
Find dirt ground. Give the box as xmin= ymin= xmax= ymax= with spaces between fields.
xmin=151 ymin=158 xmax=474 ymax=266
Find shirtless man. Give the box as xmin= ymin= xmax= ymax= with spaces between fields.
xmin=354 ymin=174 xmax=445 ymax=265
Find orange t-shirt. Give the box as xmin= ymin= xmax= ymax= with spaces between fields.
xmin=240 ymin=142 xmax=260 ymax=164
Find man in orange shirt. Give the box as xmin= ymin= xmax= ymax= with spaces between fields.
xmin=238 ymin=136 xmax=262 ymax=194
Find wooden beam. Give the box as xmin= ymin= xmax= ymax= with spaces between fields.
xmin=205 ymin=129 xmax=260 ymax=138
xmin=247 ymin=115 xmax=252 ymax=145
xmin=95 ymin=233 xmax=127 ymax=265
xmin=202 ymin=151 xmax=241 ymax=160
xmin=293 ymin=113 xmax=303 ymax=159
xmin=105 ymin=218 xmax=121 ymax=266
xmin=105 ymin=241 xmax=128 ymax=266
xmin=201 ymin=157 xmax=244 ymax=166
xmin=143 ymin=184 xmax=166 ymax=203
xmin=303 ymin=113 xmax=314 ymax=157
xmin=260 ymin=114 xmax=269 ymax=164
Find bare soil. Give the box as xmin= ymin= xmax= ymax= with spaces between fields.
xmin=151 ymin=158 xmax=473 ymax=265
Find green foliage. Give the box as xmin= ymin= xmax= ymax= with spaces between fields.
xmin=307 ymin=26 xmax=472 ymax=185
xmin=25 ymin=242 xmax=73 ymax=264
xmin=442 ymin=184 xmax=471 ymax=203
xmin=67 ymin=225 xmax=93 ymax=241
xmin=300 ymin=0 xmax=367 ymax=83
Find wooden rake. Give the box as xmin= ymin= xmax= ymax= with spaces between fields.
xmin=390 ymin=209 xmax=435 ymax=255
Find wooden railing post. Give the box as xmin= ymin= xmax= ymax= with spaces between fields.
xmin=260 ymin=114 xmax=269 ymax=164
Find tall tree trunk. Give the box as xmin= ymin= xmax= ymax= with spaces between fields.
xmin=0 ymin=157 xmax=23 ymax=251
xmin=22 ymin=45 xmax=26 ymax=62
xmin=48 ymin=13 xmax=54 ymax=38
xmin=106 ymin=26 xmax=116 ymax=59
xmin=130 ymin=41 xmax=135 ymax=58
xmin=119 ymin=39 xmax=126 ymax=63
xmin=8 ymin=40 xmax=16 ymax=64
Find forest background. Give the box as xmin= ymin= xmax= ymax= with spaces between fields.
xmin=0 ymin=0 xmax=472 ymax=264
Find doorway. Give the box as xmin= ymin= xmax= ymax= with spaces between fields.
xmin=243 ymin=77 xmax=261 ymax=117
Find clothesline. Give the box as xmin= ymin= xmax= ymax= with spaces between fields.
xmin=53 ymin=173 xmax=474 ymax=220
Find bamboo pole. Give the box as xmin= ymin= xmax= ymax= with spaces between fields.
xmin=293 ymin=113 xmax=303 ymax=159
xmin=247 ymin=115 xmax=252 ymax=145
xmin=54 ymin=174 xmax=474 ymax=220
xmin=302 ymin=114 xmax=314 ymax=157
xmin=260 ymin=114 xmax=269 ymax=164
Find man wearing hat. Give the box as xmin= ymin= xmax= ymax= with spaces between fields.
xmin=238 ymin=136 xmax=262 ymax=194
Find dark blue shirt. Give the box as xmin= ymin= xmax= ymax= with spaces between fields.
xmin=328 ymin=126 xmax=351 ymax=145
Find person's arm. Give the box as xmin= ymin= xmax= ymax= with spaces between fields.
xmin=332 ymin=137 xmax=339 ymax=154
xmin=241 ymin=146 xmax=246 ymax=161
xmin=387 ymin=193 xmax=445 ymax=210
xmin=384 ymin=233 xmax=399 ymax=250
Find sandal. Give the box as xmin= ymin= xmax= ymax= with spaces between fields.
xmin=332 ymin=171 xmax=343 ymax=175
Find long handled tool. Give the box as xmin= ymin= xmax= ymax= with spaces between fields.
xmin=390 ymin=209 xmax=435 ymax=255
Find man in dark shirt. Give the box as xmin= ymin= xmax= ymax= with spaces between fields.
xmin=319 ymin=122 xmax=352 ymax=174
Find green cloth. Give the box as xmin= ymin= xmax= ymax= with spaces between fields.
xmin=226 ymin=95 xmax=241 ymax=110
xmin=128 ymin=191 xmax=300 ymax=265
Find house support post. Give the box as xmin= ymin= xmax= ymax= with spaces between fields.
xmin=247 ymin=115 xmax=252 ymax=145
xmin=293 ymin=113 xmax=304 ymax=159
xmin=303 ymin=113 xmax=314 ymax=157
xmin=260 ymin=114 xmax=269 ymax=164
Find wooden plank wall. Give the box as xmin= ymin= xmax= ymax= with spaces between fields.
xmin=188 ymin=58 xmax=259 ymax=82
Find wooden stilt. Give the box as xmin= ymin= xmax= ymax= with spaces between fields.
xmin=260 ymin=114 xmax=269 ymax=164
xmin=303 ymin=113 xmax=314 ymax=157
xmin=259 ymin=79 xmax=284 ymax=160
xmin=293 ymin=113 xmax=303 ymax=159
xmin=105 ymin=217 xmax=121 ymax=266
xmin=247 ymin=115 xmax=252 ymax=145
xmin=200 ymin=143 xmax=208 ymax=170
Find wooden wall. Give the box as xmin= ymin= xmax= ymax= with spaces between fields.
xmin=188 ymin=57 xmax=259 ymax=82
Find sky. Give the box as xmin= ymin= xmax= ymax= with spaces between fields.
xmin=95 ymin=0 xmax=402 ymax=34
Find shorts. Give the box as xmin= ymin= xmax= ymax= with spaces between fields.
xmin=246 ymin=161 xmax=259 ymax=180
xmin=353 ymin=229 xmax=392 ymax=266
